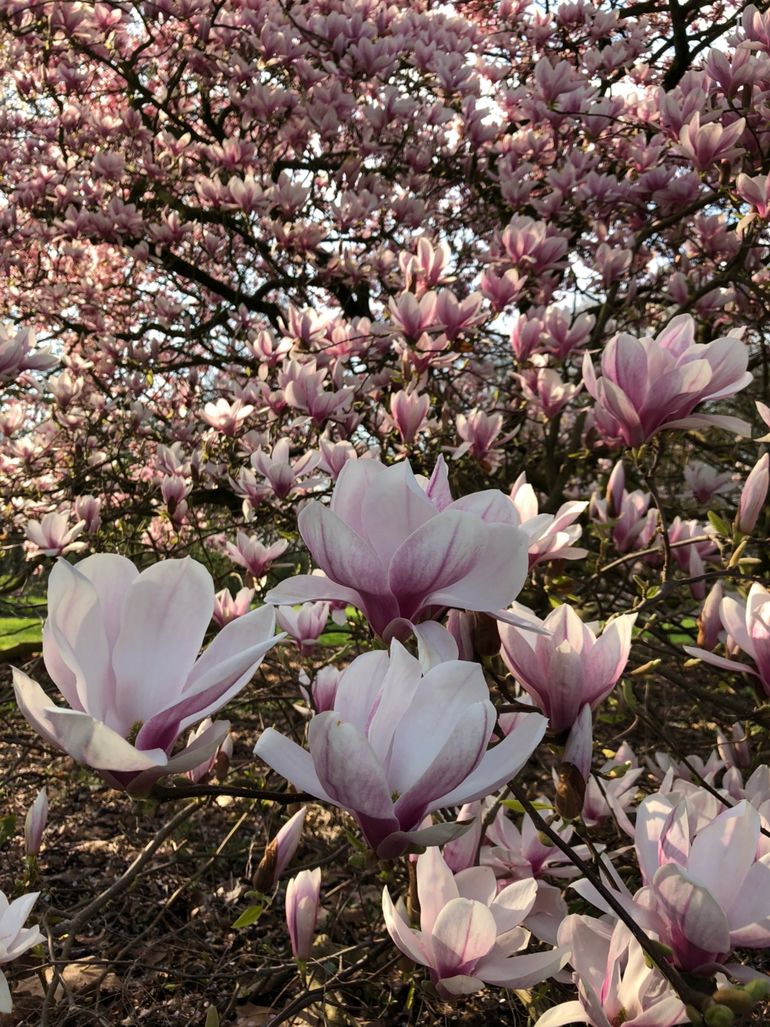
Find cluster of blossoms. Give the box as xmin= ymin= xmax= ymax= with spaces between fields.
xmin=4 ymin=0 xmax=770 ymax=1020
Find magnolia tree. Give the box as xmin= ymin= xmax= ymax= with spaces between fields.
xmin=2 ymin=0 xmax=770 ymax=1022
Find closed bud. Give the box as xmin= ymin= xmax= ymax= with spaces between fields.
xmin=285 ymin=867 xmax=321 ymax=961
xmin=253 ymin=807 xmax=307 ymax=891
xmin=24 ymin=787 xmax=48 ymax=856
xmin=704 ymin=1006 xmax=735 ymax=1026
xmin=555 ymin=762 xmax=586 ymax=820
xmin=744 ymin=978 xmax=770 ymax=1001
xmin=712 ymin=986 xmax=754 ymax=1014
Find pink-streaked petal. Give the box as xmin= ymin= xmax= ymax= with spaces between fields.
xmin=332 ymin=649 xmax=392 ymax=735
xmin=476 ymin=945 xmax=568 ymax=988
xmin=393 ymin=700 xmax=494 ymax=827
xmin=386 ymin=659 xmax=489 ymax=792
xmin=382 ymin=887 xmax=429 ymax=966
xmin=388 ymin=511 xmax=528 ymax=619
xmin=308 ymin=714 xmax=394 ymax=820
xmin=687 ymin=801 xmax=759 ymax=909
xmin=111 ymin=558 xmax=215 ymax=727
xmin=360 ymin=461 xmax=437 ymax=564
xmin=417 ymin=845 xmax=459 ymax=934
xmin=266 ymin=573 xmax=363 ymax=609
xmin=298 ymin=502 xmax=388 ymax=595
xmin=431 ymin=711 xmax=547 ymax=808
xmin=329 ymin=459 xmax=387 ymax=535
xmin=652 ymin=863 xmax=731 ymax=958
xmin=431 ymin=898 xmax=497 ymax=978
xmin=253 ymin=727 xmax=333 ymax=803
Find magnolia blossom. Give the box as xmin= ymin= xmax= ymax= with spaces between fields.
xmin=25 ymin=512 xmax=87 ymax=558
xmin=285 ymin=868 xmax=321 ymax=961
xmin=382 ymin=846 xmax=565 ymax=998
xmin=1 ymin=890 xmax=44 ymax=1014
xmin=509 ymin=473 xmax=586 ymax=567
xmin=685 ymin=582 xmax=770 ymax=696
xmin=635 ymin=796 xmax=770 ymax=971
xmin=0 ymin=324 xmax=56 ymax=382
xmin=255 ymin=641 xmax=547 ymax=857
xmin=583 ymin=314 xmax=752 ymax=446
xmin=499 ymin=604 xmax=636 ymax=733
xmin=535 ymin=916 xmax=687 ymax=1027
xmin=277 ymin=601 xmax=330 ymax=655
xmin=266 ymin=457 xmax=530 ymax=640
xmin=224 ymin=531 xmax=288 ymax=580
xmin=14 ymin=555 xmax=279 ymax=794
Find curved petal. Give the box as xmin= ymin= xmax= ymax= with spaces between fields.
xmin=382 ymin=887 xmax=429 ymax=966
xmin=534 ymin=1001 xmax=591 ymax=1027
xmin=308 ymin=714 xmax=394 ymax=820
xmin=360 ymin=461 xmax=437 ymax=564
xmin=393 ymin=701 xmax=495 ymax=829
xmin=265 ymin=574 xmax=363 ymax=609
xmin=388 ymin=511 xmax=529 ymax=620
xmin=687 ymin=801 xmax=759 ymax=910
xmin=431 ymin=898 xmax=497 ymax=978
xmin=431 ymin=711 xmax=547 ymax=808
xmin=253 ymin=727 xmax=332 ymax=802
xmin=111 ymin=558 xmax=215 ymax=727
xmin=298 ymin=502 xmax=388 ymax=595
xmin=137 ymin=607 xmax=281 ymax=750
xmin=417 ymin=845 xmax=459 ymax=934
xmin=476 ymin=945 xmax=568 ymax=988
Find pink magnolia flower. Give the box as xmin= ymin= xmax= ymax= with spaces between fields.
xmin=277 ymin=601 xmax=330 ymax=655
xmin=184 ymin=717 xmax=233 ymax=784
xmin=298 ymin=665 xmax=341 ymax=713
xmin=0 ymin=325 xmax=56 ymax=382
xmin=683 ymin=461 xmax=734 ymax=504
xmin=255 ymin=641 xmax=547 ymax=858
xmin=250 ymin=439 xmax=319 ymax=499
xmin=14 ymin=555 xmax=279 ymax=795
xmin=390 ymin=388 xmax=430 ymax=443
xmin=382 ymin=846 xmax=565 ymax=998
xmin=213 ymin=586 xmax=255 ymax=627
xmin=685 ymin=582 xmax=770 ymax=696
xmin=286 ymin=868 xmax=321 ymax=961
xmin=25 ymin=512 xmax=87 ymax=559
xmin=201 ymin=397 xmax=254 ymax=436
xmin=736 ymin=172 xmax=770 ymax=219
xmin=509 ymin=473 xmax=587 ymax=567
xmin=224 ymin=531 xmax=289 ymax=580
xmin=635 ymin=796 xmax=770 ymax=971
xmin=582 ymin=314 xmax=752 ymax=447
xmin=265 ymin=457 xmax=530 ymax=641
xmin=499 ymin=605 xmax=636 ymax=733
xmin=1 ymin=890 xmax=44 ymax=1014
xmin=535 ymin=915 xmax=687 ymax=1027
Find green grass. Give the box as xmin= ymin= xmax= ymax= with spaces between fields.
xmin=0 ymin=615 xmax=43 ymax=652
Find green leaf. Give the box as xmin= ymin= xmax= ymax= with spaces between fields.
xmin=204 ymin=1008 xmax=220 ymax=1027
xmin=500 ymin=799 xmax=553 ymax=814
xmin=232 ymin=904 xmax=263 ymax=929
xmin=708 ymin=510 xmax=730 ymax=535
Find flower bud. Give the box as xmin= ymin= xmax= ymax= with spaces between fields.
xmin=285 ymin=867 xmax=321 ymax=961
xmin=253 ymin=807 xmax=307 ymax=892
xmin=737 ymin=453 xmax=769 ymax=533
xmin=704 ymin=1005 xmax=735 ymax=1026
xmin=24 ymin=787 xmax=48 ymax=856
